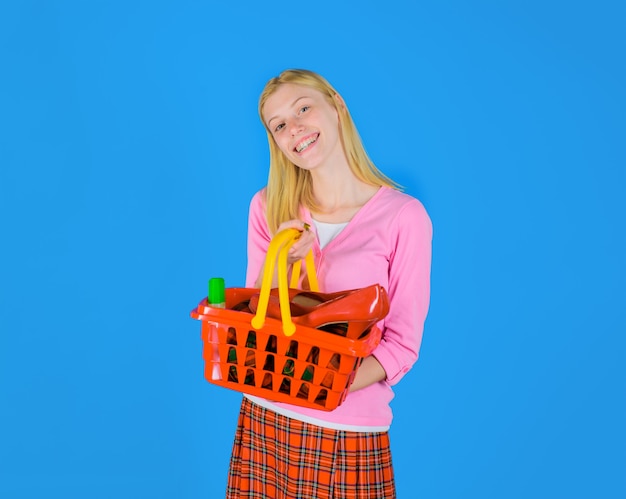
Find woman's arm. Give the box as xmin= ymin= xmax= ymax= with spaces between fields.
xmin=349 ymin=355 xmax=387 ymax=392
xmin=367 ymin=198 xmax=433 ymax=386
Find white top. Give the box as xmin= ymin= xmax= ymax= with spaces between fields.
xmin=312 ymin=219 xmax=349 ymax=249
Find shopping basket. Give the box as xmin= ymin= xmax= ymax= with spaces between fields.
xmin=189 ymin=228 xmax=388 ymax=411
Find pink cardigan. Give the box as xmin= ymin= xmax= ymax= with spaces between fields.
xmin=245 ymin=186 xmax=432 ymax=429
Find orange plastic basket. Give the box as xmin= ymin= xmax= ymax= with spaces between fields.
xmin=190 ymin=228 xmax=384 ymax=411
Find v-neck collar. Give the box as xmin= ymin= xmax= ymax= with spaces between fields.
xmin=301 ymin=186 xmax=387 ymax=252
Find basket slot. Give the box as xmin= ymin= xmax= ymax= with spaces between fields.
xmin=279 ymin=377 xmax=291 ymax=395
xmin=245 ymin=330 xmax=257 ymax=349
xmin=262 ymin=372 xmax=273 ymax=390
xmin=227 ymin=346 xmax=237 ymax=364
xmin=326 ymin=353 xmax=342 ymax=372
xmin=305 ymin=346 xmax=320 ymax=365
xmin=296 ymin=383 xmax=310 ymax=401
xmin=262 ymin=354 xmax=275 ymax=371
xmin=244 ymin=350 xmax=256 ymax=367
xmin=313 ymin=388 xmax=328 ymax=407
xmin=281 ymin=359 xmax=295 ymax=377
xmin=243 ymin=368 xmax=255 ymax=386
xmin=284 ymin=340 xmax=298 ymax=358
xmin=264 ymin=335 xmax=277 ymax=353
xmin=320 ymin=371 xmax=334 ymax=389
xmin=301 ymin=365 xmax=314 ymax=382
xmin=228 ymin=365 xmax=238 ymax=383
xmin=226 ymin=327 xmax=237 ymax=345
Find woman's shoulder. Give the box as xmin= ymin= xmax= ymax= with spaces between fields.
xmin=249 ymin=187 xmax=267 ymax=208
xmin=371 ymin=187 xmax=433 ymax=245
xmin=375 ymin=186 xmax=430 ymax=219
xmin=250 ymin=187 xmax=267 ymax=201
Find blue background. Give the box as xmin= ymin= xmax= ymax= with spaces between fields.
xmin=1 ymin=1 xmax=624 ymax=498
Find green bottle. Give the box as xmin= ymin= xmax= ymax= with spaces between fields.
xmin=208 ymin=277 xmax=226 ymax=308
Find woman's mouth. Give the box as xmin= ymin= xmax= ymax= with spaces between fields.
xmin=295 ymin=134 xmax=319 ymax=153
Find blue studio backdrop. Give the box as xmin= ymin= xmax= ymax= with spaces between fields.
xmin=1 ymin=1 xmax=624 ymax=498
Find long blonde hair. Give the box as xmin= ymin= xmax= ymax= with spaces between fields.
xmin=258 ymin=69 xmax=400 ymax=233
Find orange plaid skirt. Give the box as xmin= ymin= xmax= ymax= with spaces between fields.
xmin=226 ymin=397 xmax=396 ymax=498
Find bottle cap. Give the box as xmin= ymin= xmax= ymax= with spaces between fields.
xmin=208 ymin=277 xmax=225 ymax=305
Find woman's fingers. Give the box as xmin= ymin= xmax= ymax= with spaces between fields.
xmin=275 ymin=219 xmax=315 ymax=264
xmin=289 ymin=231 xmax=314 ymax=257
xmin=277 ymin=219 xmax=308 ymax=233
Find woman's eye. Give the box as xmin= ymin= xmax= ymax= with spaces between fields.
xmin=299 ymin=106 xmax=310 ymax=113
xmin=274 ymin=123 xmax=285 ymax=132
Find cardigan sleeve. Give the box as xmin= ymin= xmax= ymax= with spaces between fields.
xmin=245 ymin=190 xmax=272 ymax=288
xmin=372 ymin=198 xmax=433 ymax=385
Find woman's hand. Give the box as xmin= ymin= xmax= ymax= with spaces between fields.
xmin=254 ymin=220 xmax=316 ymax=288
xmin=276 ymin=219 xmax=316 ymax=265
xmin=349 ymin=355 xmax=387 ymax=392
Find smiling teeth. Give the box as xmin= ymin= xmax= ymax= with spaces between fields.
xmin=296 ymin=136 xmax=317 ymax=153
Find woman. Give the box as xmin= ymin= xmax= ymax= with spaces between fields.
xmin=227 ymin=69 xmax=432 ymax=498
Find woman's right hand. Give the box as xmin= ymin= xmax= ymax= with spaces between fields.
xmin=276 ymin=219 xmax=316 ymax=265
xmin=254 ymin=220 xmax=316 ymax=288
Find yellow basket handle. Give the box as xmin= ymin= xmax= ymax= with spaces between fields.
xmin=251 ymin=228 xmax=319 ymax=336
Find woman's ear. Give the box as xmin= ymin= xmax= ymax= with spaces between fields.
xmin=333 ymin=92 xmax=346 ymax=110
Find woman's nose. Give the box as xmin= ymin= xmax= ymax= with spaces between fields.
xmin=289 ymin=120 xmax=304 ymax=135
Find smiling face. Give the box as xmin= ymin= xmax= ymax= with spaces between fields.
xmin=262 ymin=83 xmax=346 ymax=172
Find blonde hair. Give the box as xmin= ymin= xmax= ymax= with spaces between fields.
xmin=258 ymin=69 xmax=401 ymax=233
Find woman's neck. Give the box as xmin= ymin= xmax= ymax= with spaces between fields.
xmin=310 ymin=169 xmax=380 ymax=223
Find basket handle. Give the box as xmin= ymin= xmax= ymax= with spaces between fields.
xmin=251 ymin=228 xmax=319 ymax=336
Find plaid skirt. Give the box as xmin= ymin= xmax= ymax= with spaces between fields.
xmin=226 ymin=397 xmax=396 ymax=499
